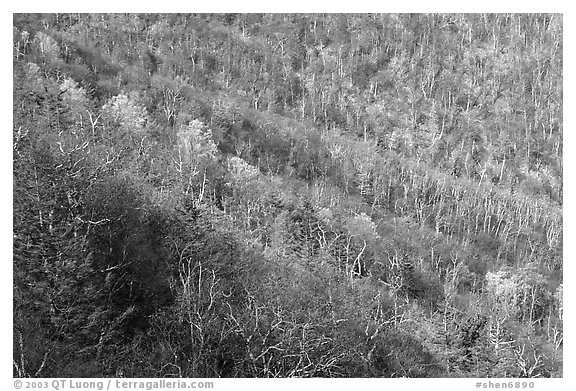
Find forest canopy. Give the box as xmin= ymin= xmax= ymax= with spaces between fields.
xmin=13 ymin=13 xmax=562 ymax=378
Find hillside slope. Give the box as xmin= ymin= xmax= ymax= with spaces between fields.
xmin=13 ymin=13 xmax=562 ymax=377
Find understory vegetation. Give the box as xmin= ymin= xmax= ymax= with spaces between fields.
xmin=13 ymin=13 xmax=562 ymax=377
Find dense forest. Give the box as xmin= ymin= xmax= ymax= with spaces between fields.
xmin=13 ymin=13 xmax=562 ymax=378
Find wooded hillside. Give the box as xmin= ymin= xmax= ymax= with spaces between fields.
xmin=13 ymin=13 xmax=562 ymax=378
